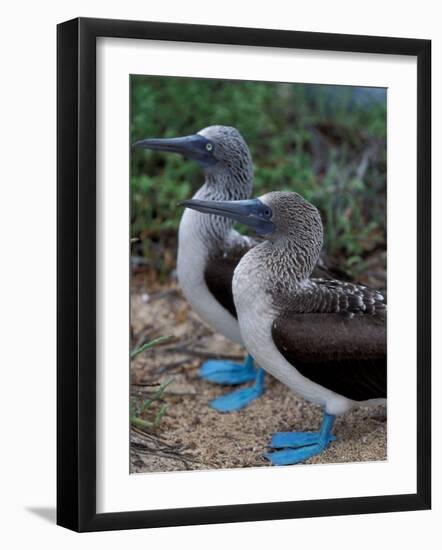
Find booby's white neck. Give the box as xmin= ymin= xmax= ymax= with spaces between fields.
xmin=175 ymin=170 xmax=252 ymax=345
xmin=187 ymin=164 xmax=253 ymax=246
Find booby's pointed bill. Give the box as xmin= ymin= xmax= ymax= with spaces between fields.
xmin=180 ymin=198 xmax=275 ymax=236
xmin=132 ymin=134 xmax=217 ymax=168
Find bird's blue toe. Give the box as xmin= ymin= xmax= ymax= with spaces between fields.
xmin=265 ymin=443 xmax=325 ymax=465
xmin=270 ymin=431 xmax=336 ymax=449
xmin=199 ymin=359 xmax=257 ymax=385
xmin=210 ymin=384 xmax=264 ymax=412
xmin=265 ymin=412 xmax=336 ymax=464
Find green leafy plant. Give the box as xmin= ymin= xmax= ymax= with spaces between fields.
xmin=130 ymin=378 xmax=173 ymax=430
xmin=130 ymin=336 xmax=172 ymax=431
xmin=130 ymin=335 xmax=171 ymax=360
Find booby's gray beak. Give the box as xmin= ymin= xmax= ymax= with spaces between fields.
xmin=132 ymin=134 xmax=218 ymax=168
xmin=179 ymin=198 xmax=275 ymax=236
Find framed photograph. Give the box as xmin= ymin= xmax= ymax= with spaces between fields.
xmin=57 ymin=17 xmax=431 ymax=532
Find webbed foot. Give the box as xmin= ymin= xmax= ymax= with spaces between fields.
xmin=270 ymin=431 xmax=336 ymax=449
xmin=265 ymin=412 xmax=336 ymax=465
xmin=199 ymin=356 xmax=257 ymax=385
xmin=210 ymin=368 xmax=265 ymax=412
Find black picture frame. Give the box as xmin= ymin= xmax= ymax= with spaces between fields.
xmin=57 ymin=17 xmax=431 ymax=532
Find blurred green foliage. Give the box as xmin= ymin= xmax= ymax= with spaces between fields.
xmin=131 ymin=76 xmax=386 ymax=278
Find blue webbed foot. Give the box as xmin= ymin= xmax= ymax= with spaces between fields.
xmin=210 ymin=368 xmax=265 ymax=412
xmin=199 ymin=354 xmax=256 ymax=385
xmin=265 ymin=444 xmax=326 ymax=465
xmin=265 ymin=412 xmax=336 ymax=465
xmin=270 ymin=431 xmax=336 ymax=449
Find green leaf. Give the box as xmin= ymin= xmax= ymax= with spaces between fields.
xmin=130 ymin=336 xmax=171 ymax=360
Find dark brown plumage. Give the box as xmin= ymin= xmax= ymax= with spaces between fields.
xmin=272 ymin=307 xmax=386 ymax=401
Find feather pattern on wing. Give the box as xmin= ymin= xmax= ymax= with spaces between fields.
xmin=204 ymin=237 xmax=353 ymax=319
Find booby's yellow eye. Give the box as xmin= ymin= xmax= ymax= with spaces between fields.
xmin=205 ymin=143 xmax=213 ymax=152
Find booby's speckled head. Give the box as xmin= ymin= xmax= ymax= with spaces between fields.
xmin=132 ymin=125 xmax=252 ymax=173
xmin=259 ymin=191 xmax=323 ymax=246
xmin=197 ymin=126 xmax=252 ymax=171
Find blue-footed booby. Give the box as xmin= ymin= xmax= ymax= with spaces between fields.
xmin=180 ymin=191 xmax=386 ymax=465
xmin=133 ymin=126 xmax=264 ymax=411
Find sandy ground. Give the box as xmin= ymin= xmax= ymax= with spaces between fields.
xmin=130 ymin=272 xmax=387 ymax=473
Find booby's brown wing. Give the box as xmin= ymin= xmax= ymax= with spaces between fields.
xmin=272 ymin=281 xmax=386 ymax=401
xmin=204 ymin=238 xmax=346 ymax=319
